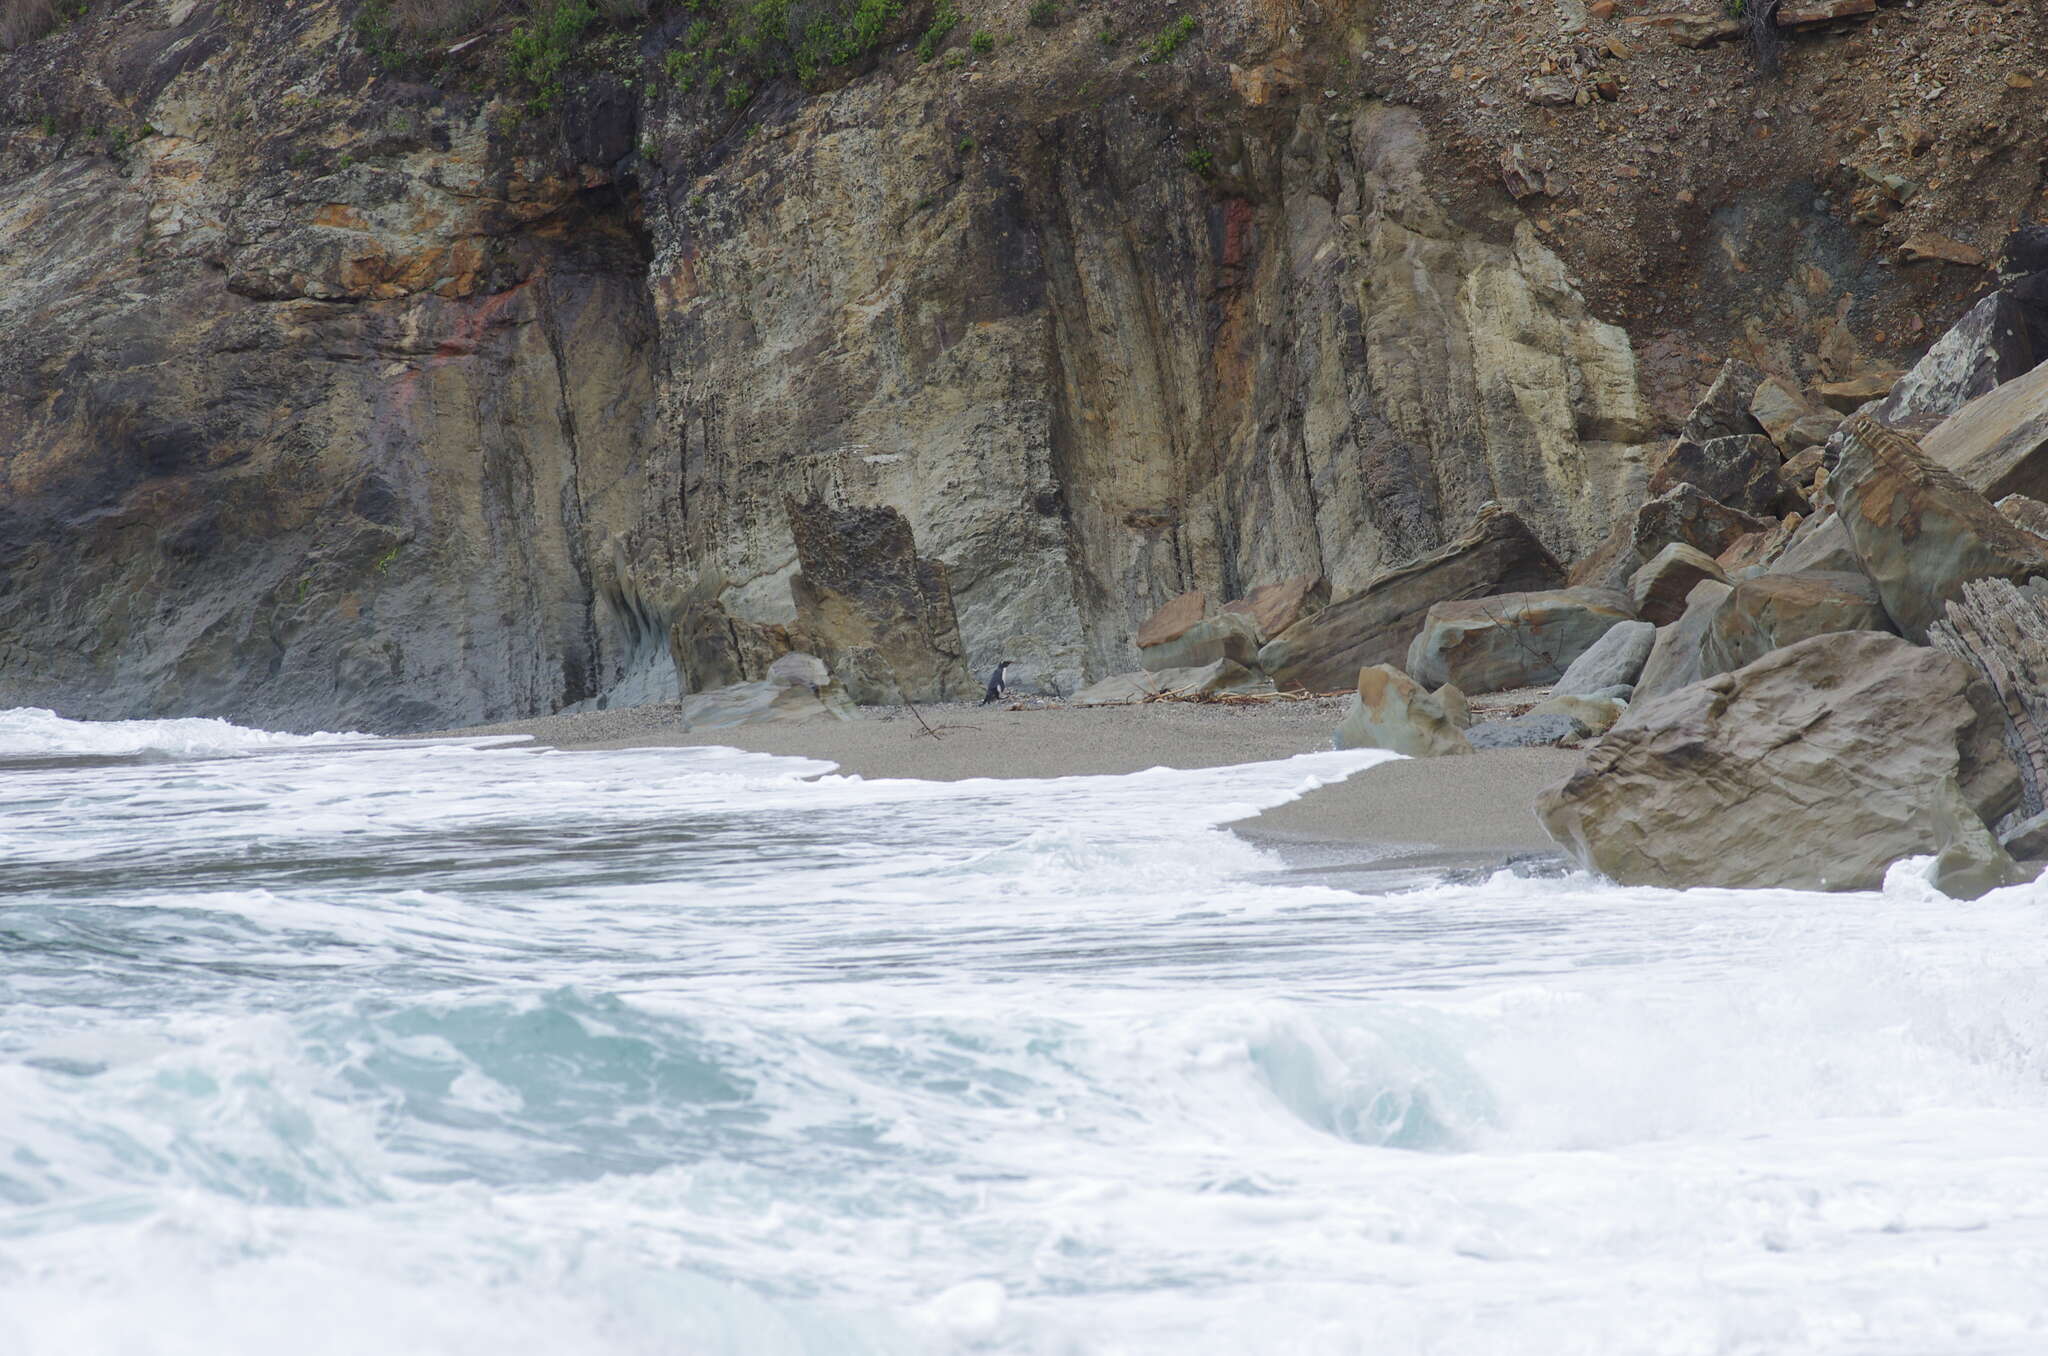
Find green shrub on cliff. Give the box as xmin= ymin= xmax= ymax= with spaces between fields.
xmin=1143 ymin=13 xmax=1197 ymax=62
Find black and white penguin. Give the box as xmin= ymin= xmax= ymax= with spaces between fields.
xmin=981 ymin=661 xmax=1012 ymax=706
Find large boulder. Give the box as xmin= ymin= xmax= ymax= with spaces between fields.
xmin=1072 ymin=658 xmax=1270 ymax=706
xmin=1750 ymin=376 xmax=1840 ymax=455
xmin=1919 ymin=359 xmax=2048 ymax=503
xmin=1996 ymin=494 xmax=2048 ymax=542
xmin=1831 ymin=415 xmax=2048 ymax=641
xmin=674 ymin=677 xmax=858 ymax=731
xmin=1874 ymin=289 xmax=2044 ymax=427
xmin=1630 ymin=543 xmax=1727 ymax=625
xmin=1406 ymin=587 xmax=1636 ymax=692
xmin=1679 ymin=359 xmax=1768 ymax=445
xmin=1139 ymin=612 xmax=1262 ymax=672
xmin=1257 ymin=504 xmax=1565 ymax=692
xmin=1553 ymin=618 xmax=1656 ymax=695
xmin=1221 ymin=574 xmax=1329 ymax=642
xmin=1633 ymin=484 xmax=1774 ymax=561
xmin=1632 ymin=578 xmax=1734 ymax=703
xmin=1767 ymin=512 xmax=1862 ymax=577
xmin=1697 ymin=571 xmax=1892 ymax=677
xmin=1527 ymin=692 xmax=1628 ymax=735
xmin=785 ymin=496 xmax=975 ymax=704
xmin=1567 ymin=517 xmax=1645 ymax=594
xmin=1646 ymin=434 xmax=1803 ymax=517
xmin=1536 ymin=631 xmax=2024 ymax=894
xmin=1135 ymin=591 xmax=1209 ymax=649
xmin=1331 ymin=665 xmax=1473 ymax=758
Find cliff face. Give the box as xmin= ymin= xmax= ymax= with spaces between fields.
xmin=0 ymin=0 xmax=2037 ymax=728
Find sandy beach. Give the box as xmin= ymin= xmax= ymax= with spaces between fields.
xmin=426 ymin=697 xmax=1582 ymax=872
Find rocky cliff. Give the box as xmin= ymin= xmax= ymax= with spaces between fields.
xmin=1 ymin=0 xmax=2039 ymax=729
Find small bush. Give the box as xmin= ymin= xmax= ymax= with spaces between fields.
xmin=1182 ymin=146 xmax=1213 ymax=177
xmin=1027 ymin=0 xmax=1056 ymax=28
xmin=957 ymin=135 xmax=975 ymax=154
xmin=1143 ymin=13 xmax=1197 ymax=62
xmin=1096 ymin=21 xmax=1117 ymax=48
xmin=507 ymin=0 xmax=598 ymax=110
xmin=914 ymin=0 xmax=960 ymax=61
xmin=969 ymin=29 xmax=992 ymax=54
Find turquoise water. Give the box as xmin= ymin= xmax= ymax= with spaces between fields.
xmin=5 ymin=707 xmax=2048 ymax=1354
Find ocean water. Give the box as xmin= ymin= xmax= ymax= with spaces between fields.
xmin=5 ymin=706 xmax=2048 ymax=1355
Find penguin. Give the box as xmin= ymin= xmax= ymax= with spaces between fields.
xmin=981 ymin=661 xmax=1012 ymax=706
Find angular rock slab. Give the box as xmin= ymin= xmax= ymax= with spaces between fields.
xmin=1331 ymin=665 xmax=1473 ymax=758
xmin=1630 ymin=543 xmax=1727 ymax=626
xmin=1527 ymin=693 xmax=1628 ymax=735
xmin=1647 ymin=434 xmax=1801 ymax=517
xmin=675 ymin=678 xmax=858 ymax=731
xmin=1258 ymin=504 xmax=1564 ymax=692
xmin=1919 ymin=358 xmax=2048 ymax=503
xmin=1767 ymin=512 xmax=1862 ymax=577
xmin=1405 ymin=587 xmax=1636 ymax=693
xmin=1135 ymin=590 xmax=1209 ymax=649
xmin=1697 ymin=570 xmax=1892 ymax=678
xmin=1537 ymin=631 xmax=2022 ymax=893
xmin=1633 ymin=484 xmax=1774 ymax=562
xmin=1632 ymin=578 xmax=1734 ymax=703
xmin=1831 ymin=415 xmax=2048 ymax=641
xmin=1554 ymin=618 xmax=1656 ymax=695
xmin=1875 ymin=289 xmax=2043 ymax=428
xmin=1679 ymin=358 xmax=1768 ymax=445
xmin=1139 ymin=611 xmax=1262 ymax=673
xmin=1072 ymin=659 xmax=1270 ymax=705
xmin=1221 ymin=574 xmax=1329 ymax=643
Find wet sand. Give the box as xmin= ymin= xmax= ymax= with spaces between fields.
xmin=422 ymin=698 xmax=1582 ymax=871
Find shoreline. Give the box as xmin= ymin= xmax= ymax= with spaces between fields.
xmin=418 ymin=698 xmax=1580 ymax=875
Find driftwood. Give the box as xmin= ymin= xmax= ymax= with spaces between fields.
xmin=1928 ymin=577 xmax=2048 ymax=818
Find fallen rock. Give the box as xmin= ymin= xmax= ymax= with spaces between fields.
xmin=1832 ymin=415 xmax=2048 ymax=641
xmin=1221 ymin=574 xmax=1329 ymax=643
xmin=1140 ymin=611 xmax=1262 ymax=673
xmin=1767 ymin=512 xmax=1863 ymax=576
xmin=1918 ymin=358 xmax=2048 ymax=503
xmin=1632 ymin=578 xmax=1734 ymax=702
xmin=1624 ymin=12 xmax=1744 ymax=48
xmin=1436 ymin=682 xmax=1473 ymax=729
xmin=1467 ymin=713 xmax=1589 ymax=749
xmin=1566 ymin=517 xmax=1645 ymax=593
xmin=1633 ymin=484 xmax=1775 ymax=561
xmin=1332 ymin=665 xmax=1474 ymax=758
xmin=1779 ymin=412 xmax=1843 ymax=455
xmin=1258 ymin=504 xmax=1565 ymax=691
xmin=1716 ymin=514 xmax=1802 ymax=576
xmin=1526 ymin=692 xmax=1628 ymax=735
xmin=766 ymin=652 xmax=831 ymax=688
xmin=1749 ymin=376 xmax=1836 ymax=455
xmin=675 ymin=677 xmax=857 ymax=731
xmin=2000 ymin=807 xmax=2048 ymax=860
xmin=786 ymin=496 xmax=975 ymax=704
xmin=1647 ymin=433 xmax=1803 ymax=517
xmin=1630 ymin=543 xmax=1728 ymax=625
xmin=1406 ymin=587 xmax=1636 ymax=692
xmin=1554 ymin=617 xmax=1656 ymax=693
xmin=1679 ymin=359 xmax=1768 ymax=445
xmin=1816 ymin=372 xmax=1900 ymax=412
xmin=1697 ymin=570 xmax=1892 ymax=677
xmin=1781 ymin=445 xmax=1827 ymax=492
xmin=1536 ymin=631 xmax=2022 ymax=893
xmin=1874 ymin=290 xmax=2041 ymax=426
xmin=1135 ymin=590 xmax=1209 ymax=648
xmin=1073 ymin=657 xmax=1271 ymax=705
xmin=1900 ymin=232 xmax=1987 ymax=269
xmin=1996 ymin=494 xmax=2048 ymax=543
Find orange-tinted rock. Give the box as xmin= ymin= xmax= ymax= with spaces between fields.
xmin=1135 ymin=591 xmax=1209 ymax=649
